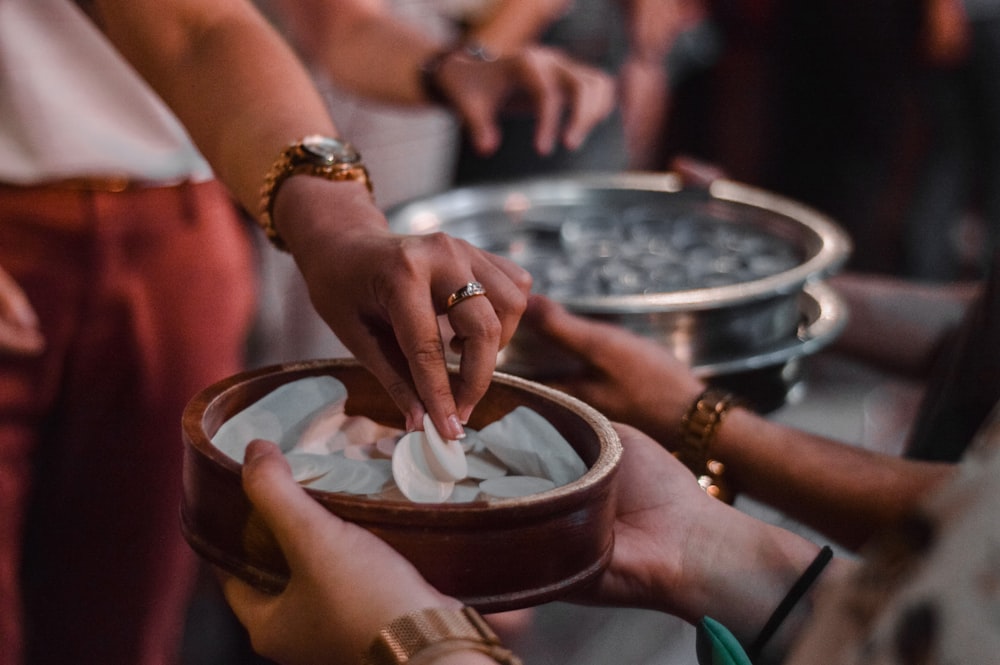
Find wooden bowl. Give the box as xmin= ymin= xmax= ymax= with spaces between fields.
xmin=181 ymin=358 xmax=621 ymax=612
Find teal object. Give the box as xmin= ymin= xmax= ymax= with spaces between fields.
xmin=696 ymin=617 xmax=753 ymax=665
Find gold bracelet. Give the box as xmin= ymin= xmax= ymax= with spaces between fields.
xmin=362 ymin=606 xmax=523 ymax=665
xmin=676 ymin=388 xmax=739 ymax=504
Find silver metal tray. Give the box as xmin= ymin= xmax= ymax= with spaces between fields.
xmin=387 ymin=172 xmax=852 ymax=372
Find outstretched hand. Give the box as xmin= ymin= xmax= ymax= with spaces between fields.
xmin=520 ymin=294 xmax=704 ymax=449
xmin=579 ymin=424 xmax=837 ymax=650
xmin=573 ymin=423 xmax=723 ymax=620
xmin=222 ymin=439 xmax=462 ymax=665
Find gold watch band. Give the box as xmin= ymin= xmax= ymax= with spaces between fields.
xmin=362 ymin=606 xmax=523 ymax=665
xmin=676 ymin=388 xmax=740 ymax=503
xmin=257 ymin=135 xmax=373 ymax=251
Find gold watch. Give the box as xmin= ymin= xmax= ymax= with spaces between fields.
xmin=362 ymin=606 xmax=523 ymax=665
xmin=257 ymin=134 xmax=373 ymax=251
xmin=676 ymin=388 xmax=740 ymax=504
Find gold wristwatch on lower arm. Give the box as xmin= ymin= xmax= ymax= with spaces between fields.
xmin=362 ymin=606 xmax=522 ymax=665
xmin=257 ymin=134 xmax=373 ymax=251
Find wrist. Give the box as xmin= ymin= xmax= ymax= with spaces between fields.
xmin=271 ymin=175 xmax=386 ymax=254
xmin=679 ymin=513 xmax=831 ymax=647
xmin=418 ymin=41 xmax=497 ymax=107
xmin=673 ymin=388 xmax=745 ymax=503
xmin=657 ymin=383 xmax=706 ymax=446
xmin=258 ymin=135 xmax=373 ymax=251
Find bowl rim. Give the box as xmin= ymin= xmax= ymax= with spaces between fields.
xmin=690 ymin=280 xmax=848 ymax=377
xmin=182 ymin=358 xmax=622 ymax=521
xmin=385 ymin=171 xmax=854 ymax=313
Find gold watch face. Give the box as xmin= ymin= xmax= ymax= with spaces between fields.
xmin=300 ymin=135 xmax=361 ymax=166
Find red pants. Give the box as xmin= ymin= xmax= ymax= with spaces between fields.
xmin=0 ymin=180 xmax=256 ymax=665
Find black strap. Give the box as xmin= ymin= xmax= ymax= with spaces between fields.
xmin=747 ymin=545 xmax=833 ymax=661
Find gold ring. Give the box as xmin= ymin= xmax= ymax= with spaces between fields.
xmin=446 ymin=281 xmax=487 ymax=309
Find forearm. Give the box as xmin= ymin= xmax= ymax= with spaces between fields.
xmin=465 ymin=0 xmax=573 ymax=55
xmin=93 ymin=0 xmax=340 ymax=215
xmin=830 ymin=271 xmax=978 ymax=376
xmin=647 ymin=493 xmax=853 ymax=658
xmin=714 ymin=409 xmax=955 ymax=549
xmin=269 ymin=0 xmax=443 ymax=105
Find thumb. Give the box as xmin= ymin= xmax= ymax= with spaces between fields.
xmin=241 ymin=439 xmax=351 ymax=565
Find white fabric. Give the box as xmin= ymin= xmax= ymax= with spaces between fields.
xmin=0 ymin=0 xmax=212 ymax=183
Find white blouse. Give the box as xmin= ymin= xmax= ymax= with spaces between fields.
xmin=0 ymin=0 xmax=212 ymax=184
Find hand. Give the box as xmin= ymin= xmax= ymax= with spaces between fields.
xmin=520 ymin=295 xmax=703 ymax=450
xmin=222 ymin=439 xmax=462 ymax=665
xmin=436 ymin=45 xmax=616 ymax=156
xmin=0 ymin=264 xmax=45 ymax=356
xmin=578 ymin=425 xmax=837 ymax=649
xmin=573 ymin=423 xmax=721 ymax=619
xmin=276 ymin=179 xmax=532 ymax=439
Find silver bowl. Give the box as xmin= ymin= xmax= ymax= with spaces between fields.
xmin=387 ymin=172 xmax=852 ymax=407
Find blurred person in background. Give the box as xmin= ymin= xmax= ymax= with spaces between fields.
xmin=249 ymin=0 xmax=615 ymax=366
xmin=451 ymin=0 xmax=707 ymax=183
xmin=900 ymin=0 xmax=1000 ymax=281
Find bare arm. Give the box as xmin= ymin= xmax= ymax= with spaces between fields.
xmin=270 ymin=0 xmax=615 ymax=156
xmin=711 ymin=409 xmax=954 ymax=549
xmin=667 ymin=158 xmax=979 ymax=377
xmin=93 ymin=0 xmax=338 ymax=214
xmin=267 ymin=0 xmax=440 ymax=104
xmin=829 ymin=271 xmax=979 ymax=377
xmin=463 ymin=0 xmax=572 ymax=55
xmin=522 ymin=294 xmax=956 ymax=550
xmin=229 ymin=433 xmax=852 ymax=665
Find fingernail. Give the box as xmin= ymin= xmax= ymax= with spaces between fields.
xmin=458 ymin=405 xmax=473 ymax=425
xmin=406 ymin=405 xmax=425 ymax=433
xmin=448 ymin=415 xmax=466 ymax=439
xmin=244 ymin=439 xmax=266 ymax=463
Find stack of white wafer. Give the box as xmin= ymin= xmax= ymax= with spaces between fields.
xmin=212 ymin=376 xmax=588 ymax=503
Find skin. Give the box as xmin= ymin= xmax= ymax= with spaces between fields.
xmin=463 ymin=0 xmax=706 ymax=167
xmin=226 ymin=439 xmax=494 ymax=665
xmin=4 ymin=0 xmax=615 ymax=440
xmin=826 ymin=271 xmax=977 ymax=377
xmin=270 ymin=0 xmax=617 ymax=155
